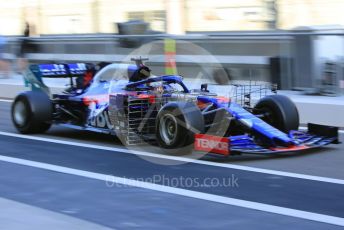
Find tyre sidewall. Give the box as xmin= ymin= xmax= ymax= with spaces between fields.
xmin=11 ymin=91 xmax=52 ymax=134
xmin=156 ymin=106 xmax=187 ymax=149
xmin=12 ymin=94 xmax=33 ymax=133
xmin=255 ymin=95 xmax=299 ymax=133
xmin=156 ymin=102 xmax=204 ymax=154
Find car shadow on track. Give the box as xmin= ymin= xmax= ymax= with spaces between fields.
xmin=44 ymin=127 xmax=123 ymax=146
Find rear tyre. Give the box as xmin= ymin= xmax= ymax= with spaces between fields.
xmin=254 ymin=95 xmax=299 ymax=133
xmin=11 ymin=91 xmax=52 ymax=134
xmin=156 ymin=102 xmax=204 ymax=155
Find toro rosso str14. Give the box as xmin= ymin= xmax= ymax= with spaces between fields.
xmin=11 ymin=59 xmax=339 ymax=156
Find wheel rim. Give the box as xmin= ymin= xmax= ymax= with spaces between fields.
xmin=159 ymin=114 xmax=178 ymax=145
xmin=13 ymin=101 xmax=28 ymax=127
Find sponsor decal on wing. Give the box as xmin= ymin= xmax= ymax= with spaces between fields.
xmin=194 ymin=134 xmax=230 ymax=155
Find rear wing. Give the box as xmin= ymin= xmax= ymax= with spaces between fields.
xmin=35 ymin=63 xmax=87 ymax=78
xmin=24 ymin=63 xmax=88 ymax=95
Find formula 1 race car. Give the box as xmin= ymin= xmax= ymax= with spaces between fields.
xmin=11 ymin=58 xmax=339 ymax=156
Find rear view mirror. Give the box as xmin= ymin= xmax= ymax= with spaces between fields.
xmin=201 ymin=84 xmax=209 ymax=92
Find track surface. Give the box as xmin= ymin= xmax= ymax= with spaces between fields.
xmin=0 ymin=101 xmax=343 ymax=229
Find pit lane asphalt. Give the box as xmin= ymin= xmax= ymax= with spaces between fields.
xmin=0 ymin=101 xmax=344 ymax=229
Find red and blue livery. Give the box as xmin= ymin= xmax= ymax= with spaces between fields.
xmin=11 ymin=59 xmax=339 ymax=156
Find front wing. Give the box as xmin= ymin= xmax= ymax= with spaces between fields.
xmin=194 ymin=123 xmax=339 ymax=156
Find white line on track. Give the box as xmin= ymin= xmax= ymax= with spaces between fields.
xmin=0 ymin=130 xmax=344 ymax=185
xmin=0 ymin=99 xmax=13 ymax=103
xmin=0 ymin=154 xmax=343 ymax=226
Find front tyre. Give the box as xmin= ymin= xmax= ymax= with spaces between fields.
xmin=11 ymin=91 xmax=52 ymax=134
xmin=156 ymin=102 xmax=204 ymax=155
xmin=254 ymin=94 xmax=299 ymax=133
